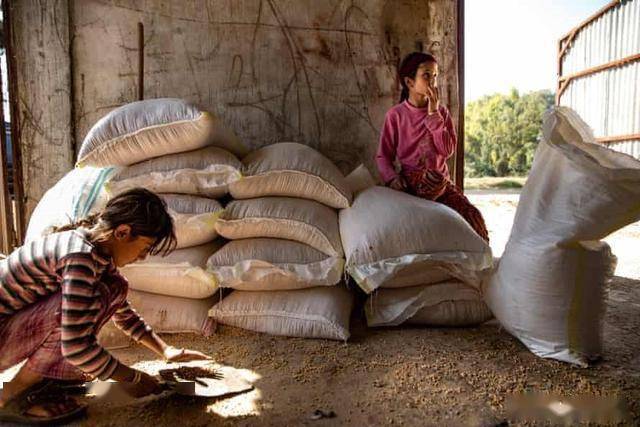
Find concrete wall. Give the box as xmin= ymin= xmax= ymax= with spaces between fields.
xmin=11 ymin=0 xmax=460 ymax=223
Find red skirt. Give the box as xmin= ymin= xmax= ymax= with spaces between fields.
xmin=404 ymin=169 xmax=490 ymax=242
xmin=0 ymin=282 xmax=123 ymax=380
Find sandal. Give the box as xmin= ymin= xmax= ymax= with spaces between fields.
xmin=40 ymin=379 xmax=91 ymax=396
xmin=0 ymin=384 xmax=87 ymax=425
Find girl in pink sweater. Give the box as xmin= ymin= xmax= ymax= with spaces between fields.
xmin=376 ymin=52 xmax=489 ymax=241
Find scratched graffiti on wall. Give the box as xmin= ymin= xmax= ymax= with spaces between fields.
xmin=72 ymin=0 xmax=458 ymax=175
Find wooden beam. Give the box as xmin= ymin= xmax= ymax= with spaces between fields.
xmin=596 ymin=133 xmax=640 ymax=144
xmin=7 ymin=0 xmax=74 ymax=232
xmin=3 ymin=0 xmax=24 ymax=245
xmin=0 ymin=82 xmax=13 ymax=253
xmin=455 ymin=0 xmax=465 ymax=192
xmin=557 ymin=53 xmax=640 ymax=103
xmin=559 ymin=53 xmax=640 ymax=83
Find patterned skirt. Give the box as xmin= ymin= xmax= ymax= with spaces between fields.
xmin=404 ymin=168 xmax=489 ymax=242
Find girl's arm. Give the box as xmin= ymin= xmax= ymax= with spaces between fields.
xmin=111 ymin=301 xmax=170 ymax=358
xmin=58 ymin=253 xmax=128 ymax=380
xmin=375 ymin=111 xmax=400 ymax=184
xmin=425 ymin=106 xmax=457 ymax=158
xmin=110 ymin=272 xmax=210 ymax=362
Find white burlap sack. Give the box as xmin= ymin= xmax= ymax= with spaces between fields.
xmin=216 ymin=197 xmax=343 ymax=257
xmin=344 ymin=164 xmax=376 ymax=195
xmin=77 ymin=98 xmax=247 ymax=167
xmin=366 ymin=281 xmax=492 ymax=327
xmin=161 ymin=194 xmax=223 ymax=249
xmin=26 ymin=167 xmax=115 ymax=241
xmin=485 ymin=107 xmax=640 ymax=366
xmin=120 ymin=241 xmax=223 ymax=299
xmin=207 ymin=238 xmax=343 ymax=291
xmin=127 ymin=290 xmax=216 ymax=335
xmin=209 ymin=286 xmax=353 ymax=341
xmin=229 ymin=142 xmax=352 ymax=208
xmin=339 ymin=186 xmax=493 ymax=294
xmin=107 ymin=146 xmax=242 ymax=198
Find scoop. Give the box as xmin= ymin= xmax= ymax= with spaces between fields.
xmin=159 ymin=366 xmax=253 ymax=397
xmin=89 ymin=365 xmax=253 ymax=404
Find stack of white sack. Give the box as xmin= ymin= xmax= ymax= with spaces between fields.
xmin=208 ymin=143 xmax=355 ymax=341
xmin=485 ymin=107 xmax=640 ymax=367
xmin=339 ymin=186 xmax=494 ymax=328
xmin=27 ymin=98 xmax=247 ymax=342
xmin=91 ymin=98 xmax=247 ymax=336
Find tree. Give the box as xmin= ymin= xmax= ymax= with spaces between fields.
xmin=464 ymin=89 xmax=554 ymax=177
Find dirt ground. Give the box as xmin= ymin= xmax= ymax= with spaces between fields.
xmin=2 ymin=191 xmax=639 ymax=426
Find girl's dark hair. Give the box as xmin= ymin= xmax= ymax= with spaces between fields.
xmin=398 ymin=52 xmax=438 ymax=102
xmin=53 ymin=188 xmax=177 ymax=256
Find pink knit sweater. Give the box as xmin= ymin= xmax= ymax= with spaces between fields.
xmin=375 ymin=101 xmax=457 ymax=183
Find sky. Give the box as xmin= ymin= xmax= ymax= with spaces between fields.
xmin=465 ymin=0 xmax=612 ymax=102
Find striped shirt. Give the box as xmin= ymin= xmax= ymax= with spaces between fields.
xmin=0 ymin=229 xmax=151 ymax=380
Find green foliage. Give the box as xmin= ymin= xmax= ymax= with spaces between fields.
xmin=464 ymin=89 xmax=554 ymax=177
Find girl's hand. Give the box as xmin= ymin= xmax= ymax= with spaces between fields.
xmin=124 ymin=370 xmax=164 ymax=398
xmin=425 ymin=83 xmax=440 ymax=114
xmin=164 ymin=346 xmax=212 ymax=363
xmin=388 ymin=176 xmax=407 ymax=191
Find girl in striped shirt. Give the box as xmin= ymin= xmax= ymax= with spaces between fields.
xmin=0 ymin=188 xmax=210 ymax=424
xmin=376 ymin=52 xmax=489 ymax=241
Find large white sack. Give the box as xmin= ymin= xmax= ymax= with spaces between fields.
xmin=339 ymin=186 xmax=493 ymax=294
xmin=120 ymin=241 xmax=223 ymax=299
xmin=207 ymin=238 xmax=343 ymax=291
xmin=344 ymin=164 xmax=376 ymax=195
xmin=366 ymin=281 xmax=493 ymax=327
xmin=77 ymin=98 xmax=247 ymax=167
xmin=229 ymin=142 xmax=353 ymax=209
xmin=485 ymin=107 xmax=640 ymax=367
xmin=107 ymin=146 xmax=242 ymax=198
xmin=216 ymin=197 xmax=343 ymax=257
xmin=26 ymin=166 xmax=115 ymax=241
xmin=209 ymin=286 xmax=353 ymax=341
xmin=127 ymin=290 xmax=217 ymax=335
xmin=161 ymin=194 xmax=223 ymax=249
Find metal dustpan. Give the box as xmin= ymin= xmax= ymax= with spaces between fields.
xmin=160 ymin=366 xmax=253 ymax=398
xmin=89 ymin=365 xmax=253 ymax=403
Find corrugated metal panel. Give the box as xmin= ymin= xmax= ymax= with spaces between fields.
xmin=560 ymin=0 xmax=640 ymax=158
xmin=560 ymin=62 xmax=639 ymax=136
xmin=608 ymin=139 xmax=640 ymax=157
xmin=563 ymin=0 xmax=639 ymax=74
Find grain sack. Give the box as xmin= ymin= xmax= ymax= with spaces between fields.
xmin=366 ymin=281 xmax=492 ymax=327
xmin=26 ymin=167 xmax=115 ymax=241
xmin=107 ymin=146 xmax=242 ymax=198
xmin=229 ymin=142 xmax=352 ymax=208
xmin=207 ymin=238 xmax=343 ymax=291
xmin=339 ymin=186 xmax=493 ymax=294
xmin=121 ymin=241 xmax=223 ymax=299
xmin=161 ymin=194 xmax=223 ymax=249
xmin=485 ymin=107 xmax=640 ymax=366
xmin=77 ymin=98 xmax=247 ymax=167
xmin=127 ymin=290 xmax=216 ymax=335
xmin=209 ymin=286 xmax=353 ymax=341
xmin=344 ymin=164 xmax=376 ymax=195
xmin=216 ymin=197 xmax=343 ymax=257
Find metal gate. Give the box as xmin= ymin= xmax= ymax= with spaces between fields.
xmin=557 ymin=0 xmax=640 ymax=156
